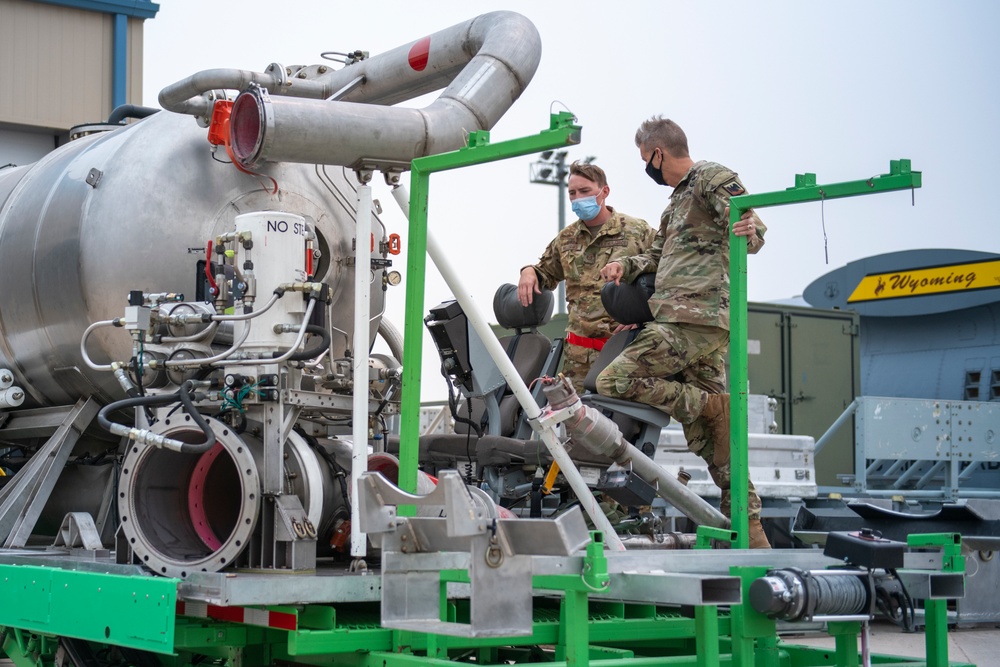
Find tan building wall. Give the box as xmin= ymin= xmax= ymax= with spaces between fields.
xmin=0 ymin=0 xmax=145 ymax=132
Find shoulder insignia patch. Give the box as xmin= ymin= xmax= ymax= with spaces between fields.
xmin=722 ymin=180 xmax=746 ymax=196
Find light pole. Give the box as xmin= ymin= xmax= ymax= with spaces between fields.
xmin=529 ymin=150 xmax=569 ymax=312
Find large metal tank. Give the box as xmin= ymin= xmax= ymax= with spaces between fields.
xmin=0 ymin=110 xmax=384 ymax=407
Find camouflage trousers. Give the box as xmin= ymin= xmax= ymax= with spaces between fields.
xmin=595 ymin=321 xmax=762 ymax=520
xmin=560 ymin=341 xmax=601 ymax=395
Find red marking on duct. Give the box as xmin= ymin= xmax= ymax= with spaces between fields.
xmin=408 ymin=36 xmax=431 ymax=71
xmin=177 ymin=601 xmax=298 ymax=631
xmin=188 ymin=442 xmax=224 ymax=551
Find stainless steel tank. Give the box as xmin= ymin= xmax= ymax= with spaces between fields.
xmin=0 ymin=110 xmax=386 ymax=406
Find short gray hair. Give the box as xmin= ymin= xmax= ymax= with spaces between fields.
xmin=635 ymin=116 xmax=689 ymax=158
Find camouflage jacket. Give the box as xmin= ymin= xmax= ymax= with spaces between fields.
xmin=527 ymin=208 xmax=655 ymax=338
xmin=618 ymin=161 xmax=766 ymax=330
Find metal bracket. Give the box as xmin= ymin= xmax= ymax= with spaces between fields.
xmin=0 ymin=397 xmax=100 ymax=547
xmin=359 ymin=470 xmax=591 ymax=637
xmin=52 ymin=512 xmax=104 ymax=551
xmin=273 ymin=494 xmax=315 ymax=542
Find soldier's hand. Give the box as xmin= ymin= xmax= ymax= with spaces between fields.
xmin=600 ymin=261 xmax=624 ymax=285
xmin=518 ymin=268 xmax=540 ymax=306
xmin=725 ymin=206 xmax=758 ymax=237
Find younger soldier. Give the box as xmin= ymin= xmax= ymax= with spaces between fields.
xmin=518 ymin=162 xmax=655 ymax=393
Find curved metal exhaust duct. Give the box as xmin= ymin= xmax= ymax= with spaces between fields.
xmin=159 ymin=11 xmax=541 ymax=172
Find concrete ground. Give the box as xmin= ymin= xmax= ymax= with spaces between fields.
xmin=780 ymin=620 xmax=999 ymax=666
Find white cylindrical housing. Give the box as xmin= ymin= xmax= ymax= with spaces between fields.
xmin=234 ymin=211 xmax=308 ymax=352
xmin=0 ymin=369 xmax=12 ymax=390
xmin=0 ymin=387 xmax=25 ymax=408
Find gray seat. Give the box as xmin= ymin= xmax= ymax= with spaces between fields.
xmin=394 ymin=284 xmax=563 ymax=475
xmin=454 ymin=283 xmax=561 ymax=438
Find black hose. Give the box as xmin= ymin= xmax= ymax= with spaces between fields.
xmin=177 ymin=381 xmax=216 ymax=454
xmin=442 ymin=366 xmax=483 ymax=438
xmin=269 ymin=324 xmax=331 ymax=361
xmin=96 ymin=382 xmax=215 ymax=454
xmin=97 ymin=392 xmax=180 ymax=433
xmin=107 ymin=104 xmax=159 ymax=125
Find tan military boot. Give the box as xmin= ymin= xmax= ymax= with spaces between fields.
xmin=701 ymin=393 xmax=731 ymax=465
xmin=748 ymin=519 xmax=771 ymax=549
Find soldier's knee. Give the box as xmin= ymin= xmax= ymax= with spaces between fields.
xmin=709 ymin=464 xmax=731 ymax=489
xmin=595 ymin=369 xmax=616 ymax=397
xmin=596 ymin=372 xmax=634 ymax=400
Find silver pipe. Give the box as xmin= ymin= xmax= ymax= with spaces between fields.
xmin=618 ymin=534 xmax=697 ymax=550
xmin=219 ymin=299 xmax=318 ymax=367
xmin=881 ymin=458 xmax=908 ymax=480
xmin=228 ymin=11 xmax=541 ymax=170
xmin=164 ymin=322 xmax=251 ymax=368
xmin=959 ymin=461 xmax=982 ymax=481
xmin=814 ymin=397 xmax=859 ymax=455
xmin=377 ymin=318 xmax=405 ymax=364
xmin=158 ymin=67 xmax=326 ymax=117
xmin=859 ymin=489 xmax=1000 ymax=498
xmin=864 ymin=458 xmax=885 ymax=476
xmin=914 ymin=460 xmax=947 ymax=490
xmin=209 ymin=293 xmax=281 ymax=321
xmin=351 ymin=183 xmax=373 ymax=560
xmin=159 ymin=321 xmax=219 ymax=344
xmin=80 ymin=320 xmax=118 ymax=372
xmin=545 ymin=381 xmax=730 ymax=530
xmin=892 ymin=459 xmax=927 ymax=489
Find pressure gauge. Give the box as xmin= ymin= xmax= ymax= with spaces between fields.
xmin=386 ymin=271 xmax=402 ymax=286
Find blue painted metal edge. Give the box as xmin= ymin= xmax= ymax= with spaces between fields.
xmin=30 ymin=0 xmax=160 ymax=20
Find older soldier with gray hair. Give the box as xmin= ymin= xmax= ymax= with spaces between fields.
xmin=597 ymin=116 xmax=771 ymax=548
xmin=518 ymin=161 xmax=654 ymax=394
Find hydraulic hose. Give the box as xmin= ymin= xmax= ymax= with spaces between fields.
xmin=176 ymin=381 xmax=216 ymax=453
xmin=107 ymin=104 xmax=159 ymax=125
xmin=273 ymin=324 xmax=330 ymax=361
xmin=97 ymin=381 xmax=215 ymax=454
xmin=97 ymin=391 xmax=180 ymax=433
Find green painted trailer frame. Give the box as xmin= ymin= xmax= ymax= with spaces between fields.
xmin=0 ymin=121 xmax=969 ymax=667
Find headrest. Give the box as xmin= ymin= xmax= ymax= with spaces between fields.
xmin=493 ymin=283 xmax=554 ymax=330
xmin=600 ymin=273 xmax=656 ymax=325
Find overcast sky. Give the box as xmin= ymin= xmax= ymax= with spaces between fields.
xmin=143 ymin=1 xmax=1000 ymax=400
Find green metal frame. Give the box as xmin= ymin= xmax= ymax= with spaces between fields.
xmin=727 ymin=160 xmax=922 ymax=548
xmin=397 ymin=112 xmax=582 ymax=500
xmin=0 ymin=563 xmax=178 ymax=653
xmin=1 ymin=148 xmax=971 ymax=667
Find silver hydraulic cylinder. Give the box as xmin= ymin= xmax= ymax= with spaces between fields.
xmin=540 ymin=377 xmax=730 ymax=530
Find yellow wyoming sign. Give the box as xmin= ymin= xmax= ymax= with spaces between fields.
xmin=848 ymin=259 xmax=1000 ymax=303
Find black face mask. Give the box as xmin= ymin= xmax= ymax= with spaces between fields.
xmin=645 ymin=150 xmax=667 ymax=186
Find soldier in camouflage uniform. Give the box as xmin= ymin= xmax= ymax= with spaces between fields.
xmin=519 ymin=162 xmax=655 ymax=394
xmin=597 ymin=117 xmax=771 ymax=548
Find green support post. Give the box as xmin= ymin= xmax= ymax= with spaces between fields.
xmin=727 ymin=160 xmax=921 ymax=548
xmin=729 ymin=566 xmax=775 ymax=667
xmin=828 ymin=620 xmax=861 ymax=667
xmin=397 ymin=114 xmax=581 ymax=499
xmin=908 ymin=533 xmax=964 ymax=667
xmin=693 ymin=605 xmax=719 ymax=667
